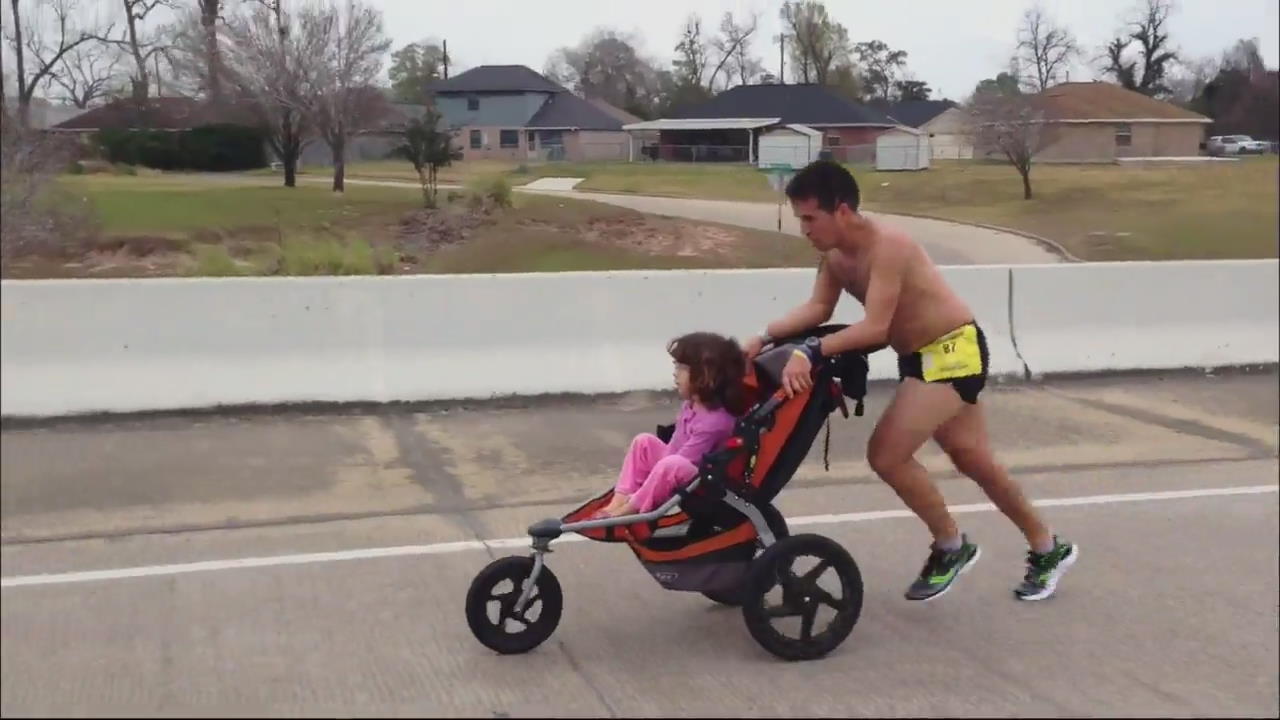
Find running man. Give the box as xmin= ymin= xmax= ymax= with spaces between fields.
xmin=742 ymin=160 xmax=1078 ymax=601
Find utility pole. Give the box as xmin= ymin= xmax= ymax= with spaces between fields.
xmin=779 ymin=34 xmax=785 ymax=84
xmin=442 ymin=39 xmax=449 ymax=79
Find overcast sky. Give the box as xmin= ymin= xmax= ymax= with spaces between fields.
xmin=370 ymin=0 xmax=1279 ymax=100
xmin=6 ymin=0 xmax=1278 ymax=104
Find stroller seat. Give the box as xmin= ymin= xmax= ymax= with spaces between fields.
xmin=558 ymin=325 xmax=871 ymax=569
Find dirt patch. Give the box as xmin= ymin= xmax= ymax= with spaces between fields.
xmin=394 ymin=204 xmax=497 ymax=262
xmin=579 ymin=215 xmax=744 ymax=258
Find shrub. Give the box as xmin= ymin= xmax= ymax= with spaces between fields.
xmin=94 ymin=124 xmax=267 ymax=172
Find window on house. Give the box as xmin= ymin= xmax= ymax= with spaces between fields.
xmin=500 ymin=130 xmax=519 ymax=148
xmin=467 ymin=97 xmax=479 ymax=111
xmin=470 ymin=129 xmax=482 ymax=149
xmin=1115 ymin=124 xmax=1132 ymax=147
xmin=825 ymin=135 xmax=840 ymax=146
xmin=527 ymin=131 xmax=536 ymax=148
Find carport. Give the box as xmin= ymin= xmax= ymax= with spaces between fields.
xmin=621 ymin=117 xmax=781 ymax=163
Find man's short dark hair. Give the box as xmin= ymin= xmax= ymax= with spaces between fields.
xmin=784 ymin=160 xmax=860 ymax=213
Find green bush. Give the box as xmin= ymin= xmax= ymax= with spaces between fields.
xmin=94 ymin=124 xmax=267 ymax=172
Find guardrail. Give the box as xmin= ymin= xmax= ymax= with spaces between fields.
xmin=2 ymin=260 xmax=1275 ymax=418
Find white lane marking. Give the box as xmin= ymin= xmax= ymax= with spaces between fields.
xmin=2 ymin=484 xmax=1276 ymax=589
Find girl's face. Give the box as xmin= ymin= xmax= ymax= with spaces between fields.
xmin=673 ymin=362 xmax=691 ymax=399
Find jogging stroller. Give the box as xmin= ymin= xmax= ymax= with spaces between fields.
xmin=464 ymin=325 xmax=872 ymax=661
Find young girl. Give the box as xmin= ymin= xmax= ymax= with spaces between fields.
xmin=594 ymin=332 xmax=749 ymax=519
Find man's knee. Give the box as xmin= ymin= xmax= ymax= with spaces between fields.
xmin=866 ymin=437 xmax=908 ymax=478
xmin=944 ymin=443 xmax=999 ymax=481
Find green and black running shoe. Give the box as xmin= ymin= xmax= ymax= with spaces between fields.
xmin=905 ymin=535 xmax=981 ymax=601
xmin=1015 ymin=537 xmax=1079 ymax=601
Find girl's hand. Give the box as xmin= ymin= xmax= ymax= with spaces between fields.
xmin=781 ymin=350 xmax=813 ymax=397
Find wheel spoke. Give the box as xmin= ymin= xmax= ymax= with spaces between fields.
xmin=799 ymin=600 xmax=818 ymax=640
xmin=800 ymin=559 xmax=831 ymax=585
xmin=765 ymin=602 xmax=801 ymax=619
xmin=811 ymin=586 xmax=841 ymax=610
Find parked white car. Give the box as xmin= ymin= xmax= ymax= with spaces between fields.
xmin=1206 ymin=135 xmax=1270 ymax=156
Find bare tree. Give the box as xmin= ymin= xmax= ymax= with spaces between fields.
xmin=48 ymin=40 xmax=124 ymax=108
xmin=223 ymin=0 xmax=329 ymax=187
xmin=778 ymin=1 xmax=851 ymax=85
xmin=967 ymin=91 xmax=1048 ymax=200
xmin=672 ymin=14 xmax=708 ymax=89
xmin=1100 ymin=0 xmax=1179 ymax=97
xmin=1016 ymin=4 xmax=1079 ymax=92
xmin=94 ymin=0 xmax=175 ymax=102
xmin=309 ymin=0 xmax=392 ymax=192
xmin=3 ymin=0 xmax=102 ymax=126
xmin=197 ymin=0 xmax=222 ymax=101
xmin=708 ymin=11 xmax=757 ymax=90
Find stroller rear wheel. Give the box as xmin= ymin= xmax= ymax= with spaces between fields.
xmin=701 ymin=503 xmax=790 ymax=606
xmin=465 ymin=555 xmax=563 ymax=654
xmin=741 ymin=533 xmax=863 ymax=661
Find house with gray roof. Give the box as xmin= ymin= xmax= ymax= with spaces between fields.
xmin=425 ymin=65 xmax=630 ymax=162
xmin=624 ymin=83 xmax=900 ymax=163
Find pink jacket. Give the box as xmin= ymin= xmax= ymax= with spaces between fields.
xmin=666 ymin=401 xmax=738 ymax=465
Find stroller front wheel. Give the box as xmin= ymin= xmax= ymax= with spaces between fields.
xmin=740 ymin=533 xmax=864 ymax=661
xmin=466 ymin=555 xmax=563 ymax=654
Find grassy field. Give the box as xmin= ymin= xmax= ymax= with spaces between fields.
xmin=325 ymin=155 xmax=1279 ymax=261
xmin=2 ymin=174 xmax=815 ymax=279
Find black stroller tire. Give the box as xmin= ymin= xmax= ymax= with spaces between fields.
xmin=740 ymin=533 xmax=863 ymax=661
xmin=465 ymin=555 xmax=563 ymax=655
xmin=701 ymin=504 xmax=791 ymax=607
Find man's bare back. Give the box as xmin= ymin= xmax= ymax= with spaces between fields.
xmin=821 ymin=219 xmax=974 ymax=356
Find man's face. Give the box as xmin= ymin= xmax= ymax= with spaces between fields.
xmin=790 ymin=197 xmax=846 ymax=252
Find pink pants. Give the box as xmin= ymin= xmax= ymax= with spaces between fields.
xmin=614 ymin=433 xmax=698 ymax=513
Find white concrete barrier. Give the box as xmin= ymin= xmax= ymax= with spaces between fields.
xmin=0 ymin=266 xmax=1020 ymax=418
xmin=1010 ymin=260 xmax=1280 ymax=376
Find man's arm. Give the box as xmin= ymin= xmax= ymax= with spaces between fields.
xmin=762 ymin=254 xmax=842 ymax=342
xmin=817 ymin=246 xmax=904 ymax=356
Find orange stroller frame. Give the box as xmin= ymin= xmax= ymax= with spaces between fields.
xmin=465 ymin=325 xmax=872 ymax=661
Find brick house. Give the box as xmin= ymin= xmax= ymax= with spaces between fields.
xmin=425 ymin=65 xmax=630 ymax=162
xmin=983 ymin=82 xmax=1213 ymax=162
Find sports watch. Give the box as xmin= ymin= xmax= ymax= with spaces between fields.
xmin=800 ymin=336 xmax=823 ymax=362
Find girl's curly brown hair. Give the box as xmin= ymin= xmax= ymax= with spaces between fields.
xmin=667 ymin=331 xmax=749 ymax=416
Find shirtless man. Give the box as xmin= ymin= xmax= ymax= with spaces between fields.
xmin=743 ymin=161 xmax=1078 ymax=602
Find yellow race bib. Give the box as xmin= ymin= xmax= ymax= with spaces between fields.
xmin=920 ymin=324 xmax=983 ymax=382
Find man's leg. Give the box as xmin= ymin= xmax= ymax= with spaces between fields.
xmin=934 ymin=400 xmax=1079 ymax=601
xmin=933 ymin=401 xmax=1050 ymax=549
xmin=867 ymin=377 xmax=981 ymax=600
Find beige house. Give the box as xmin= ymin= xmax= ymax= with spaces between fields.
xmin=919 ymin=107 xmax=975 ymax=159
xmin=1031 ymin=82 xmax=1211 ymax=162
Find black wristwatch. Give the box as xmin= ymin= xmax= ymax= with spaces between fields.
xmin=801 ymin=336 xmax=822 ymax=362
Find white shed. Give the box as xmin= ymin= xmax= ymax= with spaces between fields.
xmin=875 ymin=126 xmax=931 ymax=171
xmin=757 ymin=124 xmax=822 ymax=169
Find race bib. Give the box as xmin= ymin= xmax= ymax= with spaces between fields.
xmin=920 ymin=325 xmax=983 ymax=382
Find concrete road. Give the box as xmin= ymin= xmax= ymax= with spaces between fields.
xmin=294 ymin=176 xmax=1063 ymax=267
xmin=2 ymin=371 xmax=1277 ymax=716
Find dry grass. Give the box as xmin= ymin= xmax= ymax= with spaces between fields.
xmin=3 ymin=174 xmax=812 ymax=278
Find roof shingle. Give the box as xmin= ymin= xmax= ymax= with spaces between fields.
xmin=1036 ymin=82 xmax=1210 ymax=122
xmin=52 ymin=96 xmax=260 ymax=131
xmin=669 ymin=84 xmax=897 ymax=126
xmin=526 ymin=92 xmax=624 ymax=130
xmin=426 ymin=65 xmax=565 ymax=94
